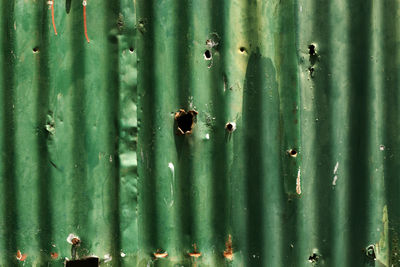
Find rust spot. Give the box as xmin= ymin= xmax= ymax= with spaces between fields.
xmin=71 ymin=237 xmax=81 ymax=246
xmin=16 ymin=250 xmax=27 ymax=261
xmin=153 ymin=250 xmax=168 ymax=259
xmin=51 ymin=252 xmax=59 ymax=259
xmin=188 ymin=243 xmax=202 ymax=258
xmin=175 ymin=109 xmax=198 ymax=135
xmin=188 ymin=252 xmax=202 ymax=258
xmin=223 ymin=235 xmax=233 ymax=260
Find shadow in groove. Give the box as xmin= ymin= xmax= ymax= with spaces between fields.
xmin=1 ymin=1 xmax=17 ymax=264
xmin=347 ymin=0 xmax=372 ymax=266
xmin=36 ymin=1 xmax=52 ymax=263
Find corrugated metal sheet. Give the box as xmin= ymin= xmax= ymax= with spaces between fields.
xmin=0 ymin=0 xmax=397 ymax=266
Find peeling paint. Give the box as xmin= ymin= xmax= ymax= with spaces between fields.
xmin=296 ymin=168 xmax=301 ymax=195
xmin=375 ymin=205 xmax=389 ymax=266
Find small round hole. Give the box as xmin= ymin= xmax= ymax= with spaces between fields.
xmin=129 ymin=47 xmax=134 ymax=53
xmin=288 ymin=149 xmax=297 ymax=157
xmin=239 ymin=47 xmax=246 ymax=53
xmin=204 ymin=50 xmax=212 ymax=60
xmin=33 ymin=47 xmax=39 ymax=53
xmin=225 ymin=122 xmax=236 ymax=132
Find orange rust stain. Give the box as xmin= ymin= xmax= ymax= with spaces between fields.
xmin=223 ymin=235 xmax=233 ymax=260
xmin=71 ymin=237 xmax=81 ymax=245
xmin=51 ymin=252 xmax=59 ymax=259
xmin=153 ymin=252 xmax=168 ymax=258
xmin=188 ymin=252 xmax=202 ymax=258
xmin=16 ymin=250 xmax=27 ymax=261
xmin=189 ymin=243 xmax=201 ymax=258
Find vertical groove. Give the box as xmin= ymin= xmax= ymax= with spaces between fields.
xmin=105 ymin=0 xmax=122 ymax=263
xmin=383 ymin=1 xmax=400 ymax=266
xmin=71 ymin=0 xmax=88 ymax=248
xmin=36 ymin=0 xmax=52 ymax=261
xmin=210 ymin=0 xmax=228 ymax=254
xmin=175 ymin=0 xmax=193 ymax=252
xmin=1 ymin=0 xmax=17 ymax=264
xmin=347 ymin=1 xmax=372 ymax=266
xmin=137 ymin=0 xmax=157 ymax=254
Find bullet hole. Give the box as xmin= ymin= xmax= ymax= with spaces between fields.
xmin=225 ymin=122 xmax=236 ymax=132
xmin=33 ymin=47 xmax=39 ymax=53
xmin=239 ymin=47 xmax=246 ymax=53
xmin=204 ymin=50 xmax=212 ymax=60
xmin=365 ymin=245 xmax=376 ymax=261
xmin=288 ymin=149 xmax=298 ymax=157
xmin=129 ymin=47 xmax=134 ymax=53
xmin=308 ymin=253 xmax=319 ymax=263
xmin=308 ymin=44 xmax=316 ymax=56
xmin=66 ymin=257 xmax=99 ymax=267
xmin=175 ymin=109 xmax=198 ymax=135
xmin=308 ymin=44 xmax=318 ymax=65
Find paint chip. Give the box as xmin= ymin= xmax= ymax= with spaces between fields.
xmin=67 ymin=234 xmax=80 ymax=245
xmin=120 ymin=252 xmax=126 ymax=258
xmin=168 ymin=162 xmax=174 ymax=172
xmin=296 ymin=168 xmax=301 ymax=195
xmin=332 ymin=175 xmax=338 ymax=186
xmin=104 ymin=254 xmax=112 ymax=263
xmin=333 ymin=162 xmax=339 ymax=174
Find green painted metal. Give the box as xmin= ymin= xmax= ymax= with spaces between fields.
xmin=0 ymin=0 xmax=398 ymax=266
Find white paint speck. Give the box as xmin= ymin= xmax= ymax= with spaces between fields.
xmin=104 ymin=254 xmax=112 ymax=263
xmin=380 ymin=145 xmax=385 ymax=151
xmin=333 ymin=162 xmax=339 ymax=174
xmin=205 ymin=133 xmax=210 ymax=140
xmin=168 ymin=162 xmax=174 ymax=173
xmin=296 ymin=167 xmax=301 ymax=195
xmin=165 ymin=163 xmax=175 ymax=207
xmin=300 ymin=5 xmax=303 ymax=12
xmin=109 ymin=155 xmax=113 ymax=162
xmin=120 ymin=252 xmax=126 ymax=258
xmin=66 ymin=234 xmax=78 ymax=244
xmin=332 ymin=175 xmax=338 ymax=186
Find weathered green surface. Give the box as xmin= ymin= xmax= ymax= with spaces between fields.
xmin=0 ymin=0 xmax=398 ymax=266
